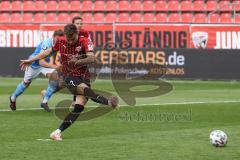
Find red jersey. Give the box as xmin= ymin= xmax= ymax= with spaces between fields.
xmin=79 ymin=29 xmax=92 ymax=42
xmin=52 ymin=35 xmax=94 ymax=77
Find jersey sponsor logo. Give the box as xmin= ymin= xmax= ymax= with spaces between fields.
xmin=192 ymin=32 xmax=208 ymax=49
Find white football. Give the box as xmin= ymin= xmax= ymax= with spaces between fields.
xmin=209 ymin=130 xmax=228 ymax=147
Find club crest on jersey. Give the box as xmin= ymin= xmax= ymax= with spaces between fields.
xmin=76 ymin=46 xmax=82 ymax=52
xmin=42 ymin=46 xmax=48 ymax=50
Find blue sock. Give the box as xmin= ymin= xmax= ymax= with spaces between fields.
xmin=11 ymin=82 xmax=28 ymax=101
xmin=42 ymin=80 xmax=58 ymax=103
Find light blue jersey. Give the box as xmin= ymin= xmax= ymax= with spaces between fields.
xmin=30 ymin=38 xmax=54 ymax=69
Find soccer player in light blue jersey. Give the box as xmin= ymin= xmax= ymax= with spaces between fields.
xmin=10 ymin=29 xmax=64 ymax=112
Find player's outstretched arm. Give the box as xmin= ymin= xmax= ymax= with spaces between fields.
xmin=39 ymin=59 xmax=59 ymax=69
xmin=20 ymin=48 xmax=53 ymax=70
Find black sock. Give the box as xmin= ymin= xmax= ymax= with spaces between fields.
xmin=90 ymin=98 xmax=103 ymax=104
xmin=83 ymin=87 xmax=109 ymax=105
xmin=59 ymin=104 xmax=84 ymax=132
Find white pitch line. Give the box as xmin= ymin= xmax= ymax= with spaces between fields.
xmin=0 ymin=108 xmax=44 ymax=112
xmin=139 ymin=100 xmax=240 ymax=106
xmin=36 ymin=139 xmax=52 ymax=141
xmin=1 ymin=100 xmax=240 ymax=112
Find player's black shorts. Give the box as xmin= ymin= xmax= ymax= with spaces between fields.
xmin=64 ymin=75 xmax=90 ymax=95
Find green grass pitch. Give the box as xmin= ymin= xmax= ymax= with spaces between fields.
xmin=0 ymin=77 xmax=240 ymax=160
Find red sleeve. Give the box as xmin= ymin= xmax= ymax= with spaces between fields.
xmin=52 ymin=39 xmax=60 ymax=52
xmin=82 ymin=38 xmax=94 ymax=53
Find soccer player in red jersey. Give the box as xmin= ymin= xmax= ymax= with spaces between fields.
xmin=72 ymin=16 xmax=90 ymax=38
xmin=71 ymin=16 xmax=92 ymax=104
xmin=41 ymin=16 xmax=91 ymax=109
xmin=20 ymin=24 xmax=118 ymax=141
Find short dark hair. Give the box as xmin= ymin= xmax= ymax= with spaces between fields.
xmin=72 ymin=16 xmax=82 ymax=24
xmin=64 ymin=24 xmax=78 ymax=36
xmin=53 ymin=29 xmax=64 ymax=37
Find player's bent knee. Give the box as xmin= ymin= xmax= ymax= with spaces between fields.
xmin=75 ymin=96 xmax=88 ymax=106
xmin=79 ymin=83 xmax=89 ymax=88
xmin=23 ymin=81 xmax=31 ymax=87
xmin=48 ymin=71 xmax=59 ymax=81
